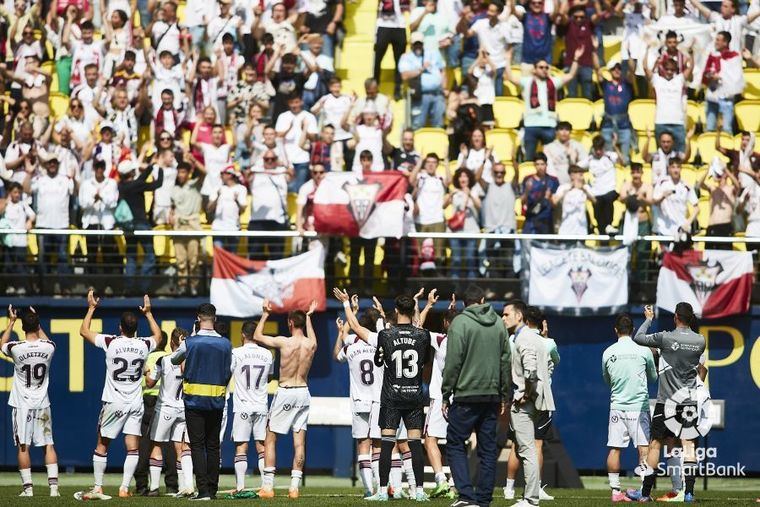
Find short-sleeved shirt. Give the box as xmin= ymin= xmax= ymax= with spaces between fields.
xmin=398 ymin=50 xmax=445 ymax=92
xmin=2 ymin=339 xmax=56 ymax=409
xmin=376 ymin=324 xmax=430 ymax=408
xmin=275 ymin=110 xmax=319 ymax=165
xmin=522 ymin=173 xmax=559 ymax=221
xmin=211 ymin=184 xmax=248 ymax=231
xmin=600 ymin=79 xmax=633 ymax=130
xmin=602 ymin=336 xmax=657 ymax=411
xmin=470 ymin=17 xmax=509 ymax=69
xmin=522 ymin=12 xmax=552 ymax=64
xmin=521 ymin=76 xmax=562 ymax=127
xmin=337 ymin=333 xmax=381 ymax=407
xmin=231 ymin=343 xmax=273 ymax=413
xmin=652 ymin=73 xmax=686 ymax=126
xmin=415 ymin=173 xmax=447 ymax=225
xmin=410 ymin=8 xmax=452 ymax=55
xmin=31 ymin=173 xmax=74 ymax=229
xmin=483 ymin=181 xmax=517 ymax=232
xmin=555 ymin=183 xmax=589 ymax=234
xmin=578 ymin=152 xmax=618 ymax=196
xmin=96 ymin=334 xmax=157 ymax=404
xmin=428 ymin=332 xmax=447 ymax=400
xmin=149 ymin=355 xmax=185 ymax=410
xmin=249 ymin=165 xmax=289 ymax=223
xmin=652 ymin=177 xmax=698 ymax=235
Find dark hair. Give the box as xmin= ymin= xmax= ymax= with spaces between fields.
xmin=394 ymin=295 xmax=416 ymax=318
xmin=242 ymin=321 xmax=257 ymax=340
xmin=359 ymin=149 xmax=374 ymax=161
xmin=740 ymin=130 xmax=750 ymax=137
xmin=177 ymin=161 xmax=191 ymax=172
xmin=525 ymin=306 xmax=544 ymax=327
xmin=222 ymin=33 xmax=234 ymax=43
xmin=533 ymin=153 xmax=548 ymax=163
xmin=159 ymin=50 xmax=174 ymax=59
xmin=556 ymin=121 xmax=572 ymax=131
xmin=505 ymin=299 xmax=527 ymax=320
xmin=282 ymin=53 xmax=298 ymax=65
xmin=80 ymin=20 xmax=95 ymax=31
xmin=161 ymin=88 xmax=175 ymax=96
xmin=592 ymin=135 xmax=605 ymax=150
xmin=197 ymin=303 xmax=217 ymax=321
xmin=285 ymin=92 xmax=302 ymax=102
xmin=442 ymin=308 xmax=459 ymax=328
xmin=665 ymin=30 xmax=678 ymax=39
xmin=630 ymin=162 xmax=643 ymax=172
xmin=288 ymin=310 xmax=307 ymax=331
xmin=491 ymin=0 xmax=505 ymax=12
xmin=262 ymin=32 xmax=275 ymax=44
xmin=6 ymin=181 xmax=22 ymax=192
xmin=568 ymin=164 xmax=584 ymax=174
xmin=84 ymin=63 xmax=98 ymax=72
xmin=157 ymin=331 xmax=168 ymax=351
xmin=452 ymin=167 xmax=476 ymax=189
xmin=328 ymin=76 xmax=341 ymax=86
xmin=425 ymin=152 xmax=440 ymax=163
xmin=569 ymin=4 xmax=585 ymax=15
xmin=659 ymin=130 xmax=674 ymax=141
xmin=674 ymin=302 xmax=696 ymax=328
xmin=171 ymin=327 xmax=188 ymax=349
xmin=120 ymin=311 xmax=139 ymax=337
xmin=358 ymin=310 xmax=376 ymax=329
xmin=20 ymin=310 xmax=40 ymax=333
xmin=463 ymin=285 xmax=485 ymax=306
xmin=614 ymin=313 xmax=634 ymax=336
xmin=196 ymin=56 xmax=212 ymax=68
xmin=668 ymin=157 xmax=682 ymax=167
xmin=113 ymin=9 xmax=128 ymax=25
xmin=124 ymin=50 xmax=136 ymax=60
xmin=717 ymin=30 xmax=731 ymax=43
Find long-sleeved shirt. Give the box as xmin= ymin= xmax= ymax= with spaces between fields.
xmin=118 ymin=168 xmax=164 ymax=225
xmin=511 ymin=325 xmax=555 ymax=411
xmin=602 ymin=336 xmax=657 ymax=411
xmin=633 ymin=319 xmax=705 ymax=404
xmin=79 ymin=177 xmax=119 ymax=229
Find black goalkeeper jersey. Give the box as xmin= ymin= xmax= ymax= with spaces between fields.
xmin=375 ymin=324 xmax=430 ymax=408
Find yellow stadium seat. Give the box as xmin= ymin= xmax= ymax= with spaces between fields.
xmin=414 ymin=128 xmax=448 ymax=159
xmin=686 ymin=100 xmax=705 ymax=129
xmin=488 ymin=129 xmax=516 ymax=162
xmin=631 ymin=134 xmax=657 ymax=164
xmin=696 ymin=132 xmax=731 ymax=164
xmin=628 ymin=99 xmax=656 ymax=132
xmin=557 ymin=98 xmax=594 ymax=131
xmin=744 ymin=69 xmax=760 ymax=100
xmin=680 ymin=164 xmax=699 ymax=188
xmin=593 ymin=99 xmax=605 ymax=127
xmin=504 ymin=65 xmax=522 ymax=96
xmin=735 ymin=100 xmax=760 ymax=132
xmin=518 ymin=161 xmax=535 ymax=181
xmin=570 ymin=131 xmax=593 ymax=151
xmin=48 ymin=93 xmax=69 ymax=119
xmin=493 ymin=97 xmax=523 ymax=129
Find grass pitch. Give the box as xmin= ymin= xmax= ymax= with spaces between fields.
xmin=0 ymin=473 xmax=757 ymax=505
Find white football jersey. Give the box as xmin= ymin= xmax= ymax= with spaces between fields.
xmin=231 ymin=343 xmax=273 ymax=413
xmin=429 ymin=332 xmax=448 ymax=400
xmin=337 ymin=333 xmax=382 ymax=405
xmin=2 ymin=339 xmax=56 ymax=409
xmin=149 ymin=355 xmax=185 ymax=410
xmin=96 ymin=334 xmax=156 ymax=404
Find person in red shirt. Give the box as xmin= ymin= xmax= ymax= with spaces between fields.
xmin=561 ymin=4 xmax=599 ymax=98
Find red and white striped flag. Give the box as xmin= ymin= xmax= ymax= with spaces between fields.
xmin=210 ymin=245 xmax=326 ymax=317
xmin=656 ymin=250 xmax=754 ymax=319
xmin=313 ymin=171 xmax=408 ymax=238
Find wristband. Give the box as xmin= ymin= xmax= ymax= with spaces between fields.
xmin=342 ymin=301 xmax=350 ymax=310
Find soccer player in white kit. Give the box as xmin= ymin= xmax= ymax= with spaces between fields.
xmin=76 ymin=290 xmax=162 ymax=500
xmin=231 ymin=321 xmax=274 ymax=495
xmin=1 ymin=306 xmax=59 ymax=497
xmin=145 ymin=327 xmax=195 ymax=497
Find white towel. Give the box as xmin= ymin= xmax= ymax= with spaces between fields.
xmin=623 ymin=209 xmax=639 ymax=246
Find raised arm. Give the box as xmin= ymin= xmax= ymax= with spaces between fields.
xmin=504 ymin=47 xmax=521 ymax=86
xmin=305 ymin=300 xmax=318 ymax=346
xmin=418 ymin=288 xmax=439 ymax=329
xmin=139 ymin=295 xmax=162 ymax=344
xmin=79 ymin=289 xmax=101 ymax=345
xmin=0 ymin=305 xmax=17 ymax=350
xmin=333 ymin=317 xmax=347 ymax=361
xmin=253 ymin=299 xmax=287 ymax=349
xmin=688 ymin=0 xmax=713 ymax=19
xmin=333 ymin=288 xmax=373 ymax=342
xmin=560 ymin=46 xmax=585 ymax=86
xmin=632 ymin=305 xmax=664 ymax=347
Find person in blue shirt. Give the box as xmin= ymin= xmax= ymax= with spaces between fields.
xmin=515 ymin=0 xmax=559 ymax=66
xmin=595 ymin=57 xmax=635 ymax=165
xmin=520 ymin=153 xmax=559 ymax=234
xmin=398 ymin=31 xmax=448 ymax=129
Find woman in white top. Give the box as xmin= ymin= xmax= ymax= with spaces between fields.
xmin=349 ymin=104 xmax=386 ymax=174
xmin=101 ymin=0 xmax=133 ymax=78
xmin=210 ymin=167 xmax=248 ymax=252
xmin=552 ymin=165 xmax=596 ymax=235
xmin=444 ymin=167 xmax=482 ymax=279
xmin=457 ymin=127 xmax=494 ymax=183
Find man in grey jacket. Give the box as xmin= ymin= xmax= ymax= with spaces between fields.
xmin=502 ymin=302 xmax=555 ymax=507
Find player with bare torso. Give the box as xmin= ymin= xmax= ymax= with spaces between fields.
xmin=254 ymin=299 xmax=319 ymax=499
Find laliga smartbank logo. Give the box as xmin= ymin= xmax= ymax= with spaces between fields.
xmin=663 ymin=387 xmax=713 ymax=440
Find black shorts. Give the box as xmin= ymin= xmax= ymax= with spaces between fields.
xmin=651 ymin=402 xmax=698 ymax=441
xmin=508 ymin=410 xmax=554 ymax=441
xmin=379 ymin=404 xmax=424 ymax=432
xmin=479 ymin=104 xmax=494 ymax=125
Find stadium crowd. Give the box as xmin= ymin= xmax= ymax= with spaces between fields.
xmin=0 ymin=0 xmax=758 ymax=293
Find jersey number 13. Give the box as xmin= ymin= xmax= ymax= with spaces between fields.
xmin=391 ymin=350 xmax=418 ymax=379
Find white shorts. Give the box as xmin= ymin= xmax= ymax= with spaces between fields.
xmin=220 ymin=400 xmax=229 ymax=442
xmin=424 ymin=398 xmax=448 ymax=439
xmin=607 ymin=409 xmax=650 ymax=448
xmin=12 ymin=406 xmax=54 ymax=447
xmin=268 ymin=386 xmax=310 ymax=435
xmin=352 ymin=401 xmax=381 ymax=440
xmin=149 ymin=405 xmax=186 ymax=443
xmin=232 ymin=411 xmax=268 ymax=443
xmin=98 ymin=400 xmax=144 ymax=439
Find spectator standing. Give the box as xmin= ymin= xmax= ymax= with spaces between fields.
xmin=505 ymin=45 xmax=584 ymax=160
xmin=170 ymin=160 xmax=205 ymax=296
xmin=301 ymin=124 xmax=344 ymax=173
xmin=150 ymin=149 xmax=179 ymax=226
xmin=373 ymin=0 xmax=407 ymax=100
xmin=79 ymin=160 xmax=119 ymax=292
xmin=618 ymin=163 xmax=653 ymax=268
xmin=398 ymin=32 xmax=447 ymax=130
xmin=652 ymin=159 xmax=698 ymax=237
xmin=349 ymin=78 xmax=393 ymax=130
xmin=310 ymin=77 xmax=353 ymax=160
xmin=595 ymin=59 xmax=634 ymax=165
xmin=514 ymin=0 xmax=559 ymax=68
xmin=552 ymin=165 xmax=596 ymax=234
xmin=644 ymin=57 xmax=692 ymax=154
xmin=457 ymin=0 xmax=489 ymax=82
xmin=642 ymin=129 xmax=692 ymax=184
xmin=445 ymin=167 xmax=482 ymax=279
xmin=349 ymin=152 xmax=380 ymax=295
xmin=170 ymin=303 xmax=232 ymax=501
xmin=275 ymin=94 xmax=318 ymax=192
xmin=197 ymin=124 xmax=232 ymax=200
xmin=299 ymin=0 xmax=345 ymax=60
xmin=349 ymin=105 xmax=387 ymax=174
xmin=560 ymin=4 xmax=598 ymax=98
xmin=702 ymin=31 xmax=744 ymax=134
xmin=459 ymin=0 xmax=509 ymax=96
xmin=654 ymin=30 xmax=693 ymax=79
xmin=477 ymin=161 xmax=518 ymax=277
xmin=1 ymin=182 xmax=35 ymax=295
xmin=209 ymin=166 xmax=247 ymax=252
xmin=442 ymin=285 xmax=510 ymax=507
xmin=458 ymin=128 xmax=494 ymax=182
xmin=542 ymin=121 xmax=587 ymax=185
xmin=295 ymin=163 xmax=327 ymax=237
xmin=615 ymin=0 xmax=653 ymax=97
xmin=148 ymin=1 xmax=188 ymax=62
xmin=185 ymin=0 xmax=215 ymax=50
xmin=689 ymin=0 xmax=760 ymax=53
xmin=520 ymin=153 xmax=559 ymax=233
xmin=696 ymin=163 xmax=739 ymax=245
xmin=410 ymin=153 xmax=450 ymax=269
xmin=4 ymin=122 xmax=43 ymax=184
xmin=247 ymin=150 xmax=292 ymax=260
xmin=390 ymin=129 xmax=421 ymax=174
xmin=578 ymin=135 xmax=621 ymax=234
xmin=468 ymin=49 xmax=497 ymax=127
xmin=410 ymin=0 xmax=455 ymax=62
xmin=301 ymin=34 xmax=335 ymax=111
xmin=716 ymin=127 xmax=760 ymax=181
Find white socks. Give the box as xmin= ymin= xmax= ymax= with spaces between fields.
xmin=176 ymin=460 xmax=185 ymax=491
xmin=390 ymin=454 xmax=402 ymax=491
xmin=371 ymin=451 xmax=380 ymax=488
xmin=505 ymin=478 xmax=515 ymax=492
xmin=149 ymin=457 xmax=163 ymax=492
xmin=258 ymin=452 xmax=265 ymax=483
xmin=609 ymin=472 xmax=621 ymax=492
xmin=181 ymin=451 xmax=194 ymax=491
xmin=262 ymin=467 xmax=275 ymax=489
xmin=435 ymin=471 xmax=447 ymax=485
xmin=47 ymin=463 xmax=58 ymax=493
xmin=358 ymin=454 xmax=373 ymax=493
xmin=290 ymin=470 xmax=303 ymax=491
xmin=120 ymin=450 xmax=139 ymax=490
xmin=234 ymin=455 xmax=247 ymax=491
xmin=20 ymin=468 xmax=32 ymax=492
xmin=402 ymin=451 xmax=417 ymax=496
xmin=93 ymin=452 xmax=108 ymax=488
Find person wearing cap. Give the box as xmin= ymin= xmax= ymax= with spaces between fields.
xmin=398 ymin=31 xmax=447 ymax=129
xmin=22 ymin=152 xmax=74 ymax=283
xmin=594 ymin=54 xmax=634 ymax=166
xmin=209 ymin=165 xmax=247 ymax=252
xmin=117 ymin=159 xmax=164 ymax=293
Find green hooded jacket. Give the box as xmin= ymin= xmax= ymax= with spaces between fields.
xmin=441 ymin=303 xmax=511 ymax=402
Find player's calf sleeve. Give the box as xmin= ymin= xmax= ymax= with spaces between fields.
xmin=684 ymin=460 xmax=698 ymax=495
xmin=379 ymin=437 xmax=395 ymax=489
xmin=92 ymin=452 xmax=108 ymax=488
xmin=390 ymin=452 xmax=403 ymax=490
xmin=46 ymin=463 xmax=58 ymax=490
xmin=401 ymin=451 xmax=416 ymax=488
xmin=149 ymin=458 xmax=163 ymax=491
xmin=358 ymin=454 xmax=373 ymax=493
xmin=641 ymin=468 xmax=656 ymax=497
xmin=668 ymin=455 xmax=683 ymax=491
xmin=181 ymin=451 xmax=194 ymax=490
xmin=608 ymin=472 xmax=621 ymax=492
xmin=258 ymin=452 xmax=265 ymax=480
xmin=234 ymin=455 xmax=247 ymax=491
xmin=408 ymin=440 xmax=425 ymax=493
xmin=262 ymin=467 xmax=276 ymax=489
xmin=121 ymin=450 xmax=139 ymax=490
xmin=176 ymin=460 xmax=184 ymax=491
xmin=20 ymin=468 xmax=32 ymax=491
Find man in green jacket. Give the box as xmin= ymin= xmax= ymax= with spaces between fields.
xmin=442 ymin=285 xmax=511 ymax=507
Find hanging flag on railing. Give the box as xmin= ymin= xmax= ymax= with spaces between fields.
xmin=210 ymin=244 xmax=326 ymax=317
xmin=657 ymin=250 xmax=754 ymax=319
xmin=312 ymin=171 xmax=408 ymax=238
xmin=523 ymin=242 xmax=630 ymax=315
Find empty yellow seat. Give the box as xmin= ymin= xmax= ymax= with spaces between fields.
xmin=696 ymin=132 xmax=731 ymax=164
xmin=488 ymin=129 xmax=516 ymax=162
xmin=735 ymin=100 xmax=760 ymax=132
xmin=518 ymin=161 xmax=536 ymax=181
xmin=557 ymin=98 xmax=594 ymax=131
xmin=744 ymin=69 xmax=760 ymax=100
xmin=593 ymin=99 xmax=605 ymax=127
xmin=686 ymin=100 xmax=705 ymax=129
xmin=48 ymin=93 xmax=69 ymax=119
xmin=493 ymin=97 xmax=523 ymax=130
xmin=628 ymin=99 xmax=656 ymax=132
xmin=414 ymin=128 xmax=448 ymax=159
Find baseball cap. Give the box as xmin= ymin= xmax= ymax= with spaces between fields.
xmin=410 ymin=32 xmax=424 ymax=45
xmin=607 ymin=59 xmax=622 ymax=70
xmin=99 ymin=121 xmax=115 ymax=132
xmin=221 ymin=164 xmax=237 ymax=176
xmin=118 ymin=159 xmax=138 ymax=175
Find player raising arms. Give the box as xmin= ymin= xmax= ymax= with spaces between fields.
xmin=145 ymin=328 xmax=195 ymax=498
xmin=1 ymin=306 xmax=59 ymax=497
xmin=254 ymin=299 xmax=319 ymax=499
xmin=76 ymin=290 xmax=162 ymax=500
xmin=366 ymin=294 xmax=430 ymax=502
xmin=230 ymin=321 xmax=274 ymax=496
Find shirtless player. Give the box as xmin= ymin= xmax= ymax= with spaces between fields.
xmin=254 ymin=299 xmax=319 ymax=499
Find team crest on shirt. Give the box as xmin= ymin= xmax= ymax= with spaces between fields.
xmin=685 ymin=260 xmax=723 ymax=306
xmin=568 ymin=266 xmax=592 ymax=302
xmin=343 ymin=181 xmax=381 ymax=228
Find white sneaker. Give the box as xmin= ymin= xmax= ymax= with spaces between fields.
xmin=539 ymin=485 xmax=555 ymax=500
xmin=19 ymin=488 xmax=33 ymax=497
xmin=511 ymin=500 xmax=533 ymax=507
xmin=605 ymin=225 xmax=619 ymax=234
xmin=50 ymin=488 xmax=60 ymax=497
xmin=77 ymin=487 xmax=112 ymax=501
xmin=503 ymin=487 xmax=515 ymax=500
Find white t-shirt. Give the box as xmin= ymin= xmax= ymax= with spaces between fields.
xmin=184 ymin=0 xmax=215 ymax=26
xmin=3 ymin=200 xmax=35 ymax=247
xmin=200 ymin=143 xmax=232 ymax=196
xmin=457 ymin=147 xmax=493 ymax=183
xmin=708 ymin=12 xmax=748 ymax=53
xmin=429 ymin=332 xmax=447 ymax=400
xmin=152 ymin=164 xmax=178 ymax=209
xmin=2 ymin=339 xmax=55 ymax=409
xmin=653 ymin=177 xmax=698 ymax=235
xmin=249 ymin=165 xmax=289 ymax=223
xmin=473 ymin=65 xmax=496 ymax=106
xmin=555 ymin=183 xmax=590 ymax=235
xmin=31 ymin=173 xmax=74 ymax=229
xmin=337 ymin=333 xmax=382 ymax=406
xmin=652 ymin=73 xmax=686 ymax=126
xmin=376 ymin=0 xmax=405 ymax=29
xmin=151 ymin=21 xmax=182 ymax=56
xmin=231 ymin=343 xmax=273 ymax=413
xmin=351 ymin=124 xmax=385 ymax=174
xmin=416 ymin=173 xmax=447 ymax=225
xmin=96 ymin=334 xmax=156 ymax=404
xmin=579 ymin=152 xmax=618 ymax=196
xmin=263 ymin=19 xmax=297 ymax=50
xmin=211 ymin=183 xmax=248 ymax=230
xmin=319 ymin=94 xmax=353 ymax=141
xmin=275 ymin=110 xmax=319 ymax=165
xmin=471 ymin=17 xmax=509 ymax=69
xmin=149 ymin=355 xmax=185 ymax=410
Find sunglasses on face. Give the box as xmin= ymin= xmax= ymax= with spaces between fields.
xmin=494 ymin=171 xmax=506 ymax=176
xmin=311 ymin=171 xmax=325 ymax=175
xmin=263 ymin=157 xmax=277 ymax=161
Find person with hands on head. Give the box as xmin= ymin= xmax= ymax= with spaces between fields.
xmin=254 ymin=299 xmax=320 ymax=500
xmin=77 ymin=290 xmax=162 ymax=500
